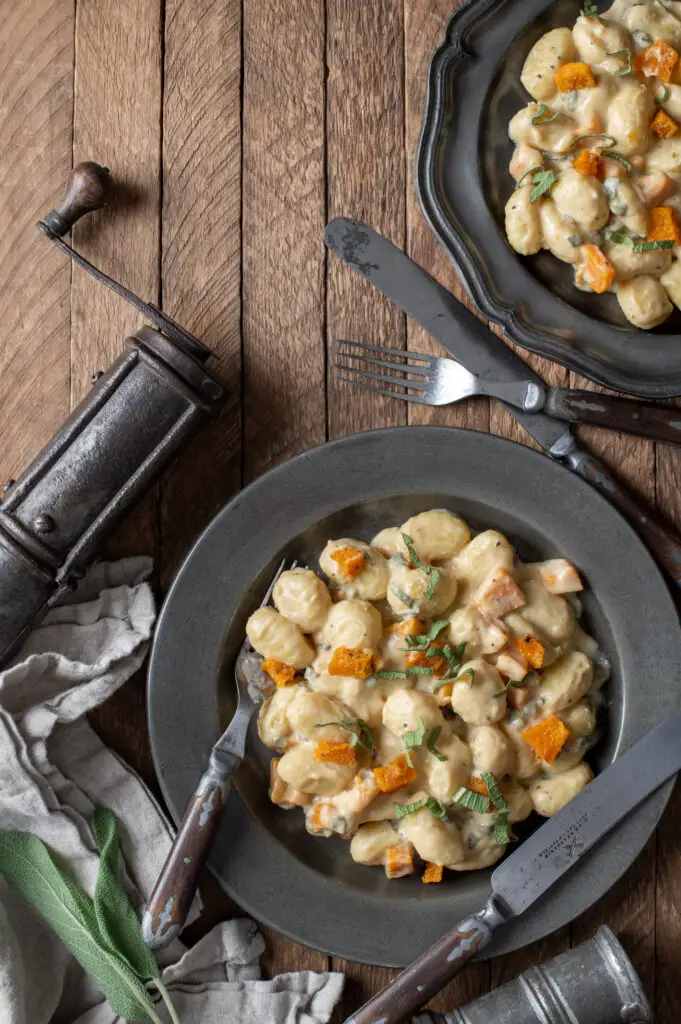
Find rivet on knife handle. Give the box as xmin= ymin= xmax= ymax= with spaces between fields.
xmin=141 ymin=766 xmax=229 ymax=948
xmin=345 ymin=899 xmax=506 ymax=1024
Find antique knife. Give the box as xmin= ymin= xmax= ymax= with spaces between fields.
xmin=324 ymin=219 xmax=681 ymax=590
xmin=345 ymin=706 xmax=681 ymax=1024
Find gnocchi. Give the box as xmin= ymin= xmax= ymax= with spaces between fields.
xmin=506 ymin=0 xmax=681 ymax=328
xmin=247 ymin=510 xmax=604 ymax=881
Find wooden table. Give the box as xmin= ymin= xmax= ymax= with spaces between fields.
xmin=2 ymin=0 xmax=680 ymax=1019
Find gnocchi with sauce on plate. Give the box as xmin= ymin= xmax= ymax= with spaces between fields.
xmin=506 ymin=0 xmax=681 ymax=328
xmin=245 ymin=509 xmax=609 ymax=884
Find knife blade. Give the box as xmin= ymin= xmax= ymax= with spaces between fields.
xmin=346 ymin=706 xmax=681 ymax=1024
xmin=324 ymin=218 xmax=681 ymax=588
xmin=324 ymin=217 xmax=571 ymax=454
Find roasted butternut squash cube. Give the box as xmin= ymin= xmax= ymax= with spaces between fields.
xmin=522 ymin=715 xmax=571 ymax=764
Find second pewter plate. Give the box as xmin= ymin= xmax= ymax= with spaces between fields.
xmin=147 ymin=427 xmax=680 ymax=966
xmin=416 ymin=0 xmax=681 ymax=398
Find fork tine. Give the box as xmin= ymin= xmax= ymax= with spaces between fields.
xmin=336 ymin=339 xmax=434 ymax=365
xmin=335 ymin=365 xmax=429 ymax=391
xmin=336 ymin=373 xmax=433 ymax=406
xmin=335 ymin=355 xmax=429 ymax=381
xmin=262 ymin=558 xmax=287 ymax=606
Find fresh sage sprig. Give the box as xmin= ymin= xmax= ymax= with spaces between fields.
xmin=0 ymin=809 xmax=180 ymax=1023
xmin=403 ymin=719 xmax=427 ymax=767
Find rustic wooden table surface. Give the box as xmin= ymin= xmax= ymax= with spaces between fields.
xmin=2 ymin=0 xmax=680 ymax=1019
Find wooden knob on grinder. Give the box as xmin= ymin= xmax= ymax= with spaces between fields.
xmin=39 ymin=162 xmax=113 ymax=237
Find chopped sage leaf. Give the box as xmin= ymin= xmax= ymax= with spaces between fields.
xmin=403 ymin=719 xmax=427 ymax=767
xmin=393 ymin=799 xmax=426 ymax=820
xmin=377 ymin=666 xmax=434 ymax=680
xmin=580 ymin=0 xmax=598 ymax=14
xmin=494 ymin=810 xmax=512 ymax=845
xmin=315 ymin=717 xmax=374 ymax=751
xmin=633 ymin=239 xmax=675 ymax=252
xmin=401 ymin=533 xmax=441 ymax=601
xmin=604 ymin=228 xmax=674 ymax=253
xmin=530 ymin=170 xmax=558 ymax=203
xmin=402 ymin=620 xmax=449 ymax=651
xmin=606 ymin=48 xmax=633 ymax=75
xmin=456 ymin=668 xmax=476 ymax=688
xmin=531 ymin=103 xmax=560 ymax=126
xmin=453 ymin=786 xmax=490 ymax=814
xmin=427 ymin=725 xmax=448 ymax=762
xmin=428 ymin=641 xmax=467 ymax=681
xmin=515 ymin=165 xmax=543 ymax=190
xmin=482 ymin=772 xmax=507 ymax=812
xmin=493 ymin=678 xmax=526 ymax=698
xmin=570 ymin=133 xmax=617 ymax=149
xmin=600 ymin=149 xmax=632 ymax=171
xmin=390 ymin=584 xmax=417 ymax=609
xmin=425 ymin=796 xmax=448 ymax=820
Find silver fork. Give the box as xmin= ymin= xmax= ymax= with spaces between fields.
xmin=334 ymin=340 xmax=681 ymax=446
xmin=335 ymin=339 xmax=545 ymax=411
xmin=142 ymin=558 xmax=289 ymax=949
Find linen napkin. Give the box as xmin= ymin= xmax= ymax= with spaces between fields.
xmin=0 ymin=557 xmax=344 ymax=1024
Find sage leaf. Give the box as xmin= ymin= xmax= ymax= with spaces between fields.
xmin=92 ymin=808 xmax=160 ymax=981
xmin=0 ymin=830 xmax=157 ymax=1021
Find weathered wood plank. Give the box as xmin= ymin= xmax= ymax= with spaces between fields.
xmin=326 ymin=0 xmax=407 ymax=445
xmin=326 ymin=0 xmax=406 ymax=1006
xmin=405 ymin=0 xmax=489 ymax=442
xmin=159 ymin=0 xmax=242 ymax=588
xmin=653 ymin=437 xmax=681 ymax=1024
xmin=242 ymin=0 xmax=326 ymax=484
xmin=242 ymin=0 xmax=327 ymax=975
xmin=0 ymin=0 xmax=74 ymax=484
xmin=72 ymin=0 xmax=162 ymax=782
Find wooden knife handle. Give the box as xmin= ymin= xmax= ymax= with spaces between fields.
xmin=547 ymin=389 xmax=681 ymax=446
xmin=559 ymin=445 xmax=681 ymax=587
xmin=142 ymin=768 xmax=229 ymax=949
xmin=345 ymin=900 xmax=504 ymax=1024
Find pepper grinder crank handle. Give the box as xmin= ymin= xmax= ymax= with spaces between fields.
xmin=0 ymin=162 xmax=226 ymax=668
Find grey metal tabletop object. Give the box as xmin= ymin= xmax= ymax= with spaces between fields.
xmin=415 ymin=925 xmax=652 ymax=1024
xmin=147 ymin=425 xmax=681 ymax=966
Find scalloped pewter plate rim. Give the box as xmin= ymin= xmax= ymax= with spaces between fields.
xmin=415 ymin=0 xmax=681 ymax=399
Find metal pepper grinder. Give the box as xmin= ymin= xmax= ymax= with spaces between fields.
xmin=0 ymin=162 xmax=225 ymax=667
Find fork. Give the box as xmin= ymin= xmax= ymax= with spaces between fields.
xmin=142 ymin=559 xmax=288 ymax=949
xmin=335 ymin=339 xmax=681 ymax=446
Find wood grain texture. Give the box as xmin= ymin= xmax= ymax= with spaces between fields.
xmin=242 ymin=0 xmax=326 ymax=483
xmin=159 ymin=0 xmax=242 ymax=588
xmin=404 ymin=0 xmax=489 ymax=441
xmin=654 ymin=437 xmax=681 ymax=1024
xmin=72 ymin=0 xmax=162 ymax=781
xmin=0 ymin=0 xmax=74 ymax=485
xmin=326 ymin=0 xmax=407 ymax=443
xmin=242 ymin=0 xmax=328 ymax=975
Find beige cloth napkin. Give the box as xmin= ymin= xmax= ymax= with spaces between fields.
xmin=0 ymin=558 xmax=344 ymax=1024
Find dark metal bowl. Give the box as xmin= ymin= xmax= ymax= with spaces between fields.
xmin=147 ymin=427 xmax=680 ymax=966
xmin=416 ymin=0 xmax=681 ymax=398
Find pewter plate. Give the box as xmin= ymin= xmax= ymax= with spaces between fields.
xmin=148 ymin=427 xmax=680 ymax=966
xmin=416 ymin=0 xmax=681 ymax=398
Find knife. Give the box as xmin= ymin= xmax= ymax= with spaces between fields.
xmin=324 ymin=219 xmax=681 ymax=589
xmin=344 ymin=706 xmax=681 ymax=1024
